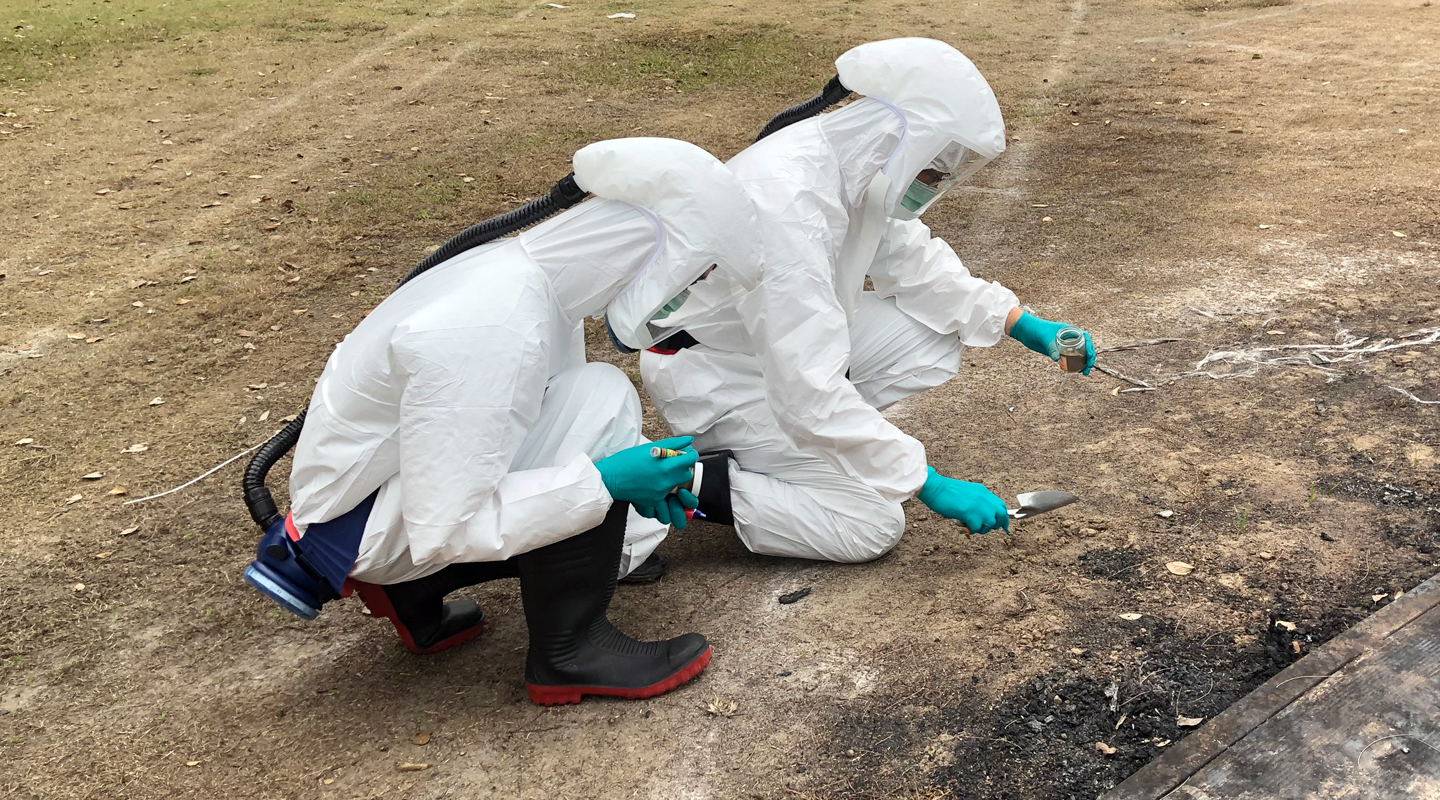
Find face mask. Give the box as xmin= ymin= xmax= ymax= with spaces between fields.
xmin=900 ymin=178 xmax=941 ymax=214
xmin=650 ymin=288 xmax=690 ymax=321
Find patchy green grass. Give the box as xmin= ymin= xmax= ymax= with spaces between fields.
xmin=1178 ymin=0 xmax=1291 ymax=11
xmin=0 ymin=0 xmax=429 ymax=87
xmin=321 ymin=123 xmax=625 ymax=232
xmin=547 ymin=25 xmax=836 ymax=96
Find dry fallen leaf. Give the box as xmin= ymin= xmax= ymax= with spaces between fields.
xmin=1118 ymin=612 xmax=1144 ymax=621
xmin=1156 ymin=738 xmax=1172 ymax=747
xmin=247 ymin=383 xmax=268 ymax=390
xmin=119 ymin=526 xmax=139 ymax=536
xmin=238 ymin=329 xmax=257 ymax=337
xmin=121 ymin=443 xmax=149 ymax=453
xmin=65 ymin=494 xmax=83 ymax=505
xmin=1177 ymin=716 xmax=1204 ymax=728
xmin=82 ymin=472 xmax=105 ymax=480
xmin=67 ymin=333 xmax=84 ymax=340
xmin=108 ymin=486 xmax=127 ymax=496
xmin=176 ymin=297 xmax=191 ymax=305
xmin=323 ymin=778 xmax=335 ymax=785
xmin=1165 ymin=561 xmax=1194 ymax=576
xmin=397 ymin=763 xmax=428 ymax=772
xmin=185 ymin=760 xmax=201 ymax=767
xmin=412 ymin=731 xmax=431 ymax=746
xmin=86 ymin=337 xmax=103 ymax=344
xmin=705 ymin=697 xmax=738 ymax=717
xmin=149 ymin=397 xmax=165 ymax=406
xmin=1258 ymin=551 xmax=1274 ymax=560
xmin=1095 ymin=742 xmax=1117 ymax=755
xmin=258 ymin=410 xmax=270 ymax=422
xmin=14 ymin=438 xmax=34 ymax=446
xmin=1275 ymin=620 xmax=1296 ymax=631
xmin=73 ymin=583 xmax=86 ymax=591
xmin=95 ymin=552 xmax=112 ymax=559
xmin=1372 ymin=593 xmax=1389 ymax=602
xmin=1392 ymin=231 xmax=1407 ymax=238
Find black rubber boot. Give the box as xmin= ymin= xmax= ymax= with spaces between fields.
xmin=352 ymin=560 xmax=518 ymax=654
xmin=519 ymin=502 xmax=711 ymax=705
xmin=695 ymin=450 xmax=736 ymax=525
xmin=619 ymin=552 xmax=667 ymax=584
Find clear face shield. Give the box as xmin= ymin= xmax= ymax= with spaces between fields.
xmin=898 ymin=141 xmax=991 ymax=217
xmin=606 ymin=262 xmax=752 ymax=352
xmin=643 ymin=264 xmax=745 ymax=345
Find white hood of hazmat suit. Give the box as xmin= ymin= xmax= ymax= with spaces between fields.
xmin=646 ymin=39 xmax=1018 ymax=529
xmin=287 ymin=138 xmax=760 ymax=584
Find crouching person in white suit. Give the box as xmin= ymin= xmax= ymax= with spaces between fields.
xmin=243 ymin=138 xmax=762 ymax=705
xmin=635 ymin=40 xmax=1097 ymax=567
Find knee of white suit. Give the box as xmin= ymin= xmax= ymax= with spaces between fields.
xmin=827 ymin=504 xmax=906 ymax=563
xmin=548 ymin=362 xmax=641 ymax=422
xmin=848 ymin=293 xmax=962 ymax=410
xmin=729 ymin=467 xmax=908 ymax=564
xmin=512 ymin=362 xmax=644 ymax=470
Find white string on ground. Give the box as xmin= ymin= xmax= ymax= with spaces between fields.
xmin=1389 ymin=386 xmax=1440 ymax=405
xmin=1175 ymin=325 xmax=1440 ymax=382
xmin=122 ymin=441 xmax=268 ymax=505
xmin=1093 ymin=324 xmax=1440 ymax=391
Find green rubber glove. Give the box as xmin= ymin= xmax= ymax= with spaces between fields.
xmin=1008 ymin=311 xmax=1095 ymax=375
xmin=594 ymin=436 xmax=698 ymax=510
xmin=915 ymin=467 xmax=1010 ymax=535
xmin=634 ymin=489 xmax=699 ymax=530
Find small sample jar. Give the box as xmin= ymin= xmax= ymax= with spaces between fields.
xmin=1055 ymin=326 xmax=1088 ymax=373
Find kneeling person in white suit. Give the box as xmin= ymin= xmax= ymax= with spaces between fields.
xmin=635 ymin=40 xmax=1097 ymax=565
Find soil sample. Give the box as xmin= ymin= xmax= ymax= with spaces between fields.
xmin=1056 ymin=326 xmax=1087 ymax=372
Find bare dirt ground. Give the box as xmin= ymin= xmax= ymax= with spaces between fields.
xmin=2 ymin=0 xmax=1437 ymax=797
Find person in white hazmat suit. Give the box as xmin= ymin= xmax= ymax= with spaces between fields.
xmin=634 ymin=39 xmax=1097 ymax=565
xmin=275 ymin=138 xmax=761 ymax=705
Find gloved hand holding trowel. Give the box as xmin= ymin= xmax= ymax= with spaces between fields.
xmin=910 ymin=308 xmax=1090 ymax=539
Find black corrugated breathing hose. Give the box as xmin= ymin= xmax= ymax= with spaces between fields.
xmin=242 ymin=173 xmax=590 ymax=529
xmin=754 ymin=75 xmax=851 ymax=142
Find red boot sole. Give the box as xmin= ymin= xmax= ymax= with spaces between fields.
xmin=351 ymin=581 xmax=483 ymax=655
xmin=526 ymin=646 xmax=713 ymax=706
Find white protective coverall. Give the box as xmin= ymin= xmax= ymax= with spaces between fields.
xmin=288 ymin=138 xmax=760 ymax=584
xmin=641 ymin=39 xmax=1019 ymax=563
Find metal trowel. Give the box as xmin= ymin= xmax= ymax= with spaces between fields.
xmin=1009 ymin=490 xmax=1079 ymax=520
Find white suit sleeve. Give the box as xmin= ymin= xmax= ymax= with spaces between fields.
xmin=391 ymin=329 xmax=612 ymax=567
xmin=868 ymin=217 xmax=1018 ymax=347
xmin=743 ymin=225 xmax=930 ymax=503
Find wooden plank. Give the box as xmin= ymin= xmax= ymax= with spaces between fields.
xmin=1104 ymin=571 xmax=1440 ymax=800
xmin=1157 ymin=602 xmax=1440 ymax=798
